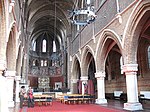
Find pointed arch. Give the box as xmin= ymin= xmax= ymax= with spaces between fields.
xmin=81 ymin=45 xmax=95 ymax=64
xmin=6 ymin=25 xmax=17 ymax=71
xmin=123 ymin=0 xmax=150 ymax=64
xmin=6 ymin=21 xmax=16 ymax=42
xmin=71 ymin=54 xmax=81 ymax=74
xmin=95 ymin=29 xmax=123 ymax=72
xmin=81 ymin=45 xmax=96 ymax=76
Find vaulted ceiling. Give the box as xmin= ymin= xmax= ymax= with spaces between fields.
xmin=24 ymin=0 xmax=76 ymax=48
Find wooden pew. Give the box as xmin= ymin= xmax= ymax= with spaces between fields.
xmin=59 ymin=94 xmax=95 ymax=104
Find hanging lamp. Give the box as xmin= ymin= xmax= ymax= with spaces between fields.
xmin=70 ymin=0 xmax=96 ymax=26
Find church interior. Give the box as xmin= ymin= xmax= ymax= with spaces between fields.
xmin=0 ymin=0 xmax=150 ymax=112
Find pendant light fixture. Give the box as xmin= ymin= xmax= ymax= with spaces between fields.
xmin=70 ymin=0 xmax=96 ymax=26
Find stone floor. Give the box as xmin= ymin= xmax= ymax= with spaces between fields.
xmin=103 ymin=99 xmax=150 ymax=112
xmin=9 ymin=99 xmax=150 ymax=112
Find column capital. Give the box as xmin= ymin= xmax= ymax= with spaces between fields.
xmin=80 ymin=76 xmax=88 ymax=81
xmin=15 ymin=76 xmax=21 ymax=81
xmin=95 ymin=71 xmax=105 ymax=78
xmin=5 ymin=71 xmax=16 ymax=77
xmin=123 ymin=64 xmax=138 ymax=73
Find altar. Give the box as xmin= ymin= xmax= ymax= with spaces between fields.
xmin=38 ymin=77 xmax=50 ymax=88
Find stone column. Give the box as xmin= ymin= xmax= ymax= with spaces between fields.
xmin=5 ymin=71 xmax=16 ymax=107
xmin=95 ymin=71 xmax=107 ymax=104
xmin=80 ymin=76 xmax=88 ymax=95
xmin=0 ymin=60 xmax=9 ymax=112
xmin=123 ymin=64 xmax=143 ymax=111
xmin=15 ymin=76 xmax=21 ymax=102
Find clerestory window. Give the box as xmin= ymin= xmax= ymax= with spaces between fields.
xmin=41 ymin=60 xmax=44 ymax=66
xmin=33 ymin=41 xmax=36 ymax=51
xmin=42 ymin=39 xmax=47 ymax=52
xmin=53 ymin=40 xmax=56 ymax=52
xmin=44 ymin=60 xmax=47 ymax=66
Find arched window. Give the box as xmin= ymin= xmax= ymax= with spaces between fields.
xmin=33 ymin=41 xmax=36 ymax=51
xmin=53 ymin=40 xmax=56 ymax=52
xmin=41 ymin=60 xmax=44 ymax=66
xmin=42 ymin=39 xmax=47 ymax=52
xmin=44 ymin=60 xmax=47 ymax=66
xmin=32 ymin=60 xmax=36 ymax=66
xmin=33 ymin=60 xmax=35 ymax=66
xmin=148 ymin=46 xmax=150 ymax=68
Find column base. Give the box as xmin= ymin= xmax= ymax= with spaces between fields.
xmin=124 ymin=102 xmax=143 ymax=111
xmin=8 ymin=101 xmax=14 ymax=107
xmin=95 ymin=98 xmax=107 ymax=104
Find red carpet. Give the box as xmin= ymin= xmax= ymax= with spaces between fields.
xmin=20 ymin=101 xmax=125 ymax=112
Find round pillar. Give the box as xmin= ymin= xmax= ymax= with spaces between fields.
xmin=0 ymin=60 xmax=9 ymax=112
xmin=123 ymin=64 xmax=143 ymax=111
xmin=15 ymin=76 xmax=21 ymax=102
xmin=95 ymin=71 xmax=107 ymax=104
xmin=5 ymin=71 xmax=16 ymax=107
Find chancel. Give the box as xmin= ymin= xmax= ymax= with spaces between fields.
xmin=28 ymin=0 xmax=66 ymax=93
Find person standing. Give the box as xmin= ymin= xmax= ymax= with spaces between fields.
xmin=19 ymin=86 xmax=26 ymax=108
xmin=27 ymin=87 xmax=34 ymax=107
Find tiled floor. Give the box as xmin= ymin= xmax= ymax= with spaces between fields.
xmin=9 ymin=99 xmax=150 ymax=112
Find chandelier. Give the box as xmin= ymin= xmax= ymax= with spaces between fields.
xmin=70 ymin=0 xmax=96 ymax=26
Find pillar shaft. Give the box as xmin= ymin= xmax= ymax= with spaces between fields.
xmin=123 ymin=64 xmax=143 ymax=111
xmin=15 ymin=76 xmax=21 ymax=102
xmin=5 ymin=71 xmax=16 ymax=107
xmin=0 ymin=60 xmax=9 ymax=112
xmin=126 ymin=72 xmax=138 ymax=102
xmin=95 ymin=71 xmax=107 ymax=104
